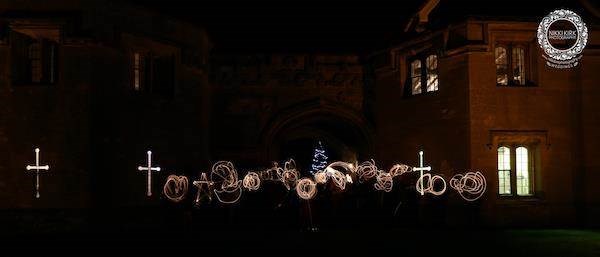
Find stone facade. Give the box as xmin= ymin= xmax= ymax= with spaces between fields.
xmin=0 ymin=0 xmax=211 ymax=209
xmin=370 ymin=19 xmax=600 ymax=226
xmin=0 ymin=0 xmax=598 ymax=229
xmin=210 ymin=54 xmax=370 ymax=170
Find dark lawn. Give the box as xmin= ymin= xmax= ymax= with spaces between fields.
xmin=3 ymin=229 xmax=599 ymax=257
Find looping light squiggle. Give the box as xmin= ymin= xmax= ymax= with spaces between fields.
xmin=356 ymin=160 xmax=378 ymax=183
xmin=416 ymin=173 xmax=447 ymax=196
xmin=389 ymin=164 xmax=412 ymax=177
xmin=259 ymin=162 xmax=283 ymax=181
xmin=163 ymin=174 xmax=189 ymax=202
xmin=345 ymin=174 xmax=353 ymax=184
xmin=325 ymin=162 xmax=355 ymax=190
xmin=326 ymin=161 xmax=355 ymax=174
xmin=314 ymin=171 xmax=328 ymax=184
xmin=296 ymin=178 xmax=317 ymax=200
xmin=449 ymin=171 xmax=486 ymax=201
xmin=161 ymin=153 xmax=487 ymax=204
xmin=280 ymin=159 xmax=300 ymax=191
xmin=374 ymin=172 xmax=393 ymax=192
xmin=243 ymin=172 xmax=261 ymax=191
xmin=211 ymin=161 xmax=243 ymax=204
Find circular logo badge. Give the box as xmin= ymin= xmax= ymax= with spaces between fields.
xmin=537 ymin=9 xmax=588 ymax=68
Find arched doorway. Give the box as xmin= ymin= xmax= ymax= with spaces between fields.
xmin=262 ymin=101 xmax=372 ymax=175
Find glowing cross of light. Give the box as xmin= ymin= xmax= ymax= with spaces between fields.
xmin=413 ymin=150 xmax=432 ymax=196
xmin=137 ymin=150 xmax=161 ymax=197
xmin=25 ymin=147 xmax=50 ymax=199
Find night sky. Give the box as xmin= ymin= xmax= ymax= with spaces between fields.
xmin=129 ymin=0 xmax=422 ymax=53
xmin=129 ymin=0 xmax=591 ymax=53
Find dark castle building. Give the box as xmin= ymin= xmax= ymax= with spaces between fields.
xmin=0 ymin=0 xmax=599 ymax=233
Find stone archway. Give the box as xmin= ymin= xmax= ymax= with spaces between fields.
xmin=261 ymin=100 xmax=372 ymax=174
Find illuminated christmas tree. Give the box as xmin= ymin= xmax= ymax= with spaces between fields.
xmin=310 ymin=141 xmax=328 ymax=174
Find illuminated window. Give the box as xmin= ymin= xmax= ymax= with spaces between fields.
xmin=426 ymin=55 xmax=438 ymax=92
xmin=497 ymin=144 xmax=535 ymax=197
xmin=497 ymin=146 xmax=511 ymax=195
xmin=516 ymin=147 xmax=531 ymax=195
xmin=512 ymin=47 xmax=525 ymax=85
xmin=133 ymin=52 xmax=144 ymax=91
xmin=408 ymin=53 xmax=439 ymax=95
xmin=495 ymin=43 xmax=527 ymax=86
xmin=495 ymin=47 xmax=508 ymax=85
xmin=410 ymin=59 xmax=422 ymax=95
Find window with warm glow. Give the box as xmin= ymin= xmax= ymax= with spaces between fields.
xmin=516 ymin=146 xmax=531 ymax=196
xmin=512 ymin=47 xmax=525 ymax=85
xmin=408 ymin=53 xmax=439 ymax=95
xmin=495 ymin=47 xmax=508 ymax=85
xmin=497 ymin=145 xmax=535 ymax=197
xmin=411 ymin=59 xmax=422 ymax=95
xmin=426 ymin=54 xmax=438 ymax=92
xmin=497 ymin=146 xmax=511 ymax=195
xmin=495 ymin=43 xmax=528 ymax=86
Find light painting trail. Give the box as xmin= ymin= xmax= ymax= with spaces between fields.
xmin=135 ymin=150 xmax=486 ymax=204
xmin=416 ymin=173 xmax=447 ymax=196
xmin=374 ymin=172 xmax=393 ymax=192
xmin=163 ymin=175 xmax=189 ymax=202
xmin=137 ymin=150 xmax=161 ymax=197
xmin=389 ymin=164 xmax=412 ymax=178
xmin=211 ymin=161 xmax=243 ymax=204
xmin=325 ymin=161 xmax=355 ymax=190
xmin=449 ymin=171 xmax=487 ymax=201
xmin=281 ymin=159 xmax=300 ymax=191
xmin=328 ymin=169 xmax=348 ymax=190
xmin=314 ymin=171 xmax=328 ymax=184
xmin=25 ymin=147 xmax=50 ymax=199
xmin=242 ymin=172 xmax=261 ymax=191
xmin=296 ymin=178 xmax=317 ymax=200
xmin=413 ymin=151 xmax=432 ymax=196
xmin=259 ymin=162 xmax=282 ymax=181
xmin=356 ymin=160 xmax=378 ymax=182
xmin=193 ymin=172 xmax=213 ymax=206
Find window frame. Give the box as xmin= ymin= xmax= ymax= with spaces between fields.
xmin=425 ymin=54 xmax=439 ymax=92
xmin=10 ymin=31 xmax=59 ymax=86
xmin=406 ymin=51 xmax=440 ymax=96
xmin=131 ymin=51 xmax=148 ymax=92
xmin=409 ymin=59 xmax=422 ymax=95
xmin=495 ymin=42 xmax=532 ymax=87
xmin=130 ymin=49 xmax=175 ymax=98
xmin=497 ymin=146 xmax=512 ymax=196
xmin=497 ymin=144 xmax=536 ymax=198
